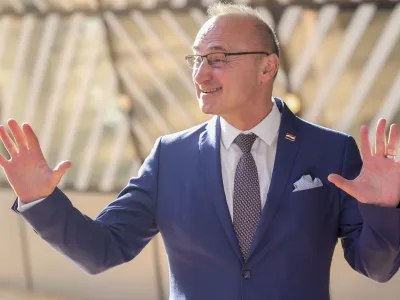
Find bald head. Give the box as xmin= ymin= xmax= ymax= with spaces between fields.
xmin=194 ymin=15 xmax=272 ymax=55
xmin=206 ymin=3 xmax=280 ymax=57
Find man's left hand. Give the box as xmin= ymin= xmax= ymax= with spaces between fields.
xmin=328 ymin=119 xmax=400 ymax=208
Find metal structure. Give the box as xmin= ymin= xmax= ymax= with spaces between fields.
xmin=0 ymin=0 xmax=398 ymax=193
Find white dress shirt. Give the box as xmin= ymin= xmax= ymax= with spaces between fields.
xmin=220 ymin=101 xmax=281 ymax=220
xmin=18 ymin=197 xmax=44 ymax=212
xmin=18 ymin=101 xmax=281 ymax=214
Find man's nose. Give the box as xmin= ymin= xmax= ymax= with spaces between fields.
xmin=193 ymin=59 xmax=212 ymax=85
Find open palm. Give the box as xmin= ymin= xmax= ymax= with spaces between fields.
xmin=329 ymin=119 xmax=400 ymax=207
xmin=0 ymin=119 xmax=71 ymax=203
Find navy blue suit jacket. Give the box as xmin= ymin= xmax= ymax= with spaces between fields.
xmin=13 ymin=99 xmax=400 ymax=300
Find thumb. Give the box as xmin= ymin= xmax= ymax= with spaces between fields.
xmin=53 ymin=160 xmax=72 ymax=182
xmin=328 ymin=173 xmax=353 ymax=194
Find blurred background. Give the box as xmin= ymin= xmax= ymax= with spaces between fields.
xmin=0 ymin=0 xmax=399 ymax=299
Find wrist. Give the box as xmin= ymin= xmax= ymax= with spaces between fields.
xmin=19 ymin=194 xmax=50 ymax=204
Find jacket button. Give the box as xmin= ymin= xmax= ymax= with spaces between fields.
xmin=242 ymin=270 xmax=251 ymax=279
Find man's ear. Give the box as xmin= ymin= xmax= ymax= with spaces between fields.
xmin=260 ymin=54 xmax=279 ymax=82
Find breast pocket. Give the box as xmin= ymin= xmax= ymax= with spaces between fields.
xmin=289 ymin=186 xmax=333 ymax=225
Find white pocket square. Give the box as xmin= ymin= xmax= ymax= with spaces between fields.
xmin=293 ymin=175 xmax=323 ymax=192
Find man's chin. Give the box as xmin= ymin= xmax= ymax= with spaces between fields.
xmin=199 ymin=103 xmax=217 ymax=115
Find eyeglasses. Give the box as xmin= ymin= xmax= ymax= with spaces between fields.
xmin=185 ymin=51 xmax=270 ymax=69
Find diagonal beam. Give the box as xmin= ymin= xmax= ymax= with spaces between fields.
xmin=337 ymin=3 xmax=400 ymax=132
xmin=0 ymin=16 xmax=11 ymax=75
xmin=290 ymin=5 xmax=339 ymax=92
xmin=104 ymin=12 xmax=193 ymax=127
xmin=97 ymin=113 xmax=154 ymax=192
xmin=304 ymin=3 xmax=376 ymax=122
xmin=5 ymin=0 xmax=25 ymax=13
xmin=98 ymin=113 xmax=130 ymax=192
xmin=130 ymin=118 xmax=155 ymax=153
xmin=75 ymin=76 xmax=116 ymax=191
xmin=2 ymin=15 xmax=35 ymax=122
xmin=160 ymin=9 xmax=192 ymax=47
xmin=31 ymin=0 xmax=49 ymax=12
xmin=278 ymin=6 xmax=303 ymax=46
xmin=131 ymin=10 xmax=194 ymax=96
xmin=170 ymin=0 xmax=188 ymax=9
xmin=25 ymin=14 xmax=60 ymax=123
xmin=86 ymin=0 xmax=99 ymax=10
xmin=40 ymin=13 xmax=83 ymax=157
xmin=58 ymin=25 xmax=103 ymax=189
xmin=117 ymin=64 xmax=171 ymax=134
xmin=0 ymin=16 xmax=11 ymax=181
xmin=201 ymin=0 xmax=215 ymax=7
xmin=129 ymin=158 xmax=142 ymax=178
xmin=189 ymin=7 xmax=207 ymax=28
xmin=140 ymin=0 xmax=158 ymax=10
xmin=55 ymin=0 xmax=74 ymax=11
xmin=110 ymin=0 xmax=129 ymax=10
xmin=368 ymin=71 xmax=400 ymax=140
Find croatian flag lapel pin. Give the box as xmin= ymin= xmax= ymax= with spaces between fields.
xmin=285 ymin=133 xmax=296 ymax=142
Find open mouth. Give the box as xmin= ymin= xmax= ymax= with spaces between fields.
xmin=200 ymin=87 xmax=222 ymax=94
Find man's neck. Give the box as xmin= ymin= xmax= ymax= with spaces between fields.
xmin=221 ymin=103 xmax=273 ymax=131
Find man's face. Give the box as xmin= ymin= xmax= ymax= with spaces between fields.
xmin=191 ymin=16 xmax=264 ymax=117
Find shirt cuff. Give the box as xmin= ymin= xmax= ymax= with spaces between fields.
xmin=17 ymin=198 xmax=46 ymax=212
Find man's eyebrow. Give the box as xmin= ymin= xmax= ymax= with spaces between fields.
xmin=191 ymin=45 xmax=228 ymax=53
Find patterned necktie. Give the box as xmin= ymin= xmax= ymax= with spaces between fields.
xmin=233 ymin=133 xmax=261 ymax=260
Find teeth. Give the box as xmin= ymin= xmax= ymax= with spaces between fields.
xmin=202 ymin=87 xmax=222 ymax=93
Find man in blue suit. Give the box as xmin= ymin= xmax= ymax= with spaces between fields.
xmin=3 ymin=2 xmax=400 ymax=300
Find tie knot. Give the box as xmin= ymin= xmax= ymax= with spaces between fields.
xmin=234 ymin=133 xmax=257 ymax=154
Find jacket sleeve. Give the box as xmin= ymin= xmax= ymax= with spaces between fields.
xmin=11 ymin=137 xmax=163 ymax=275
xmin=338 ymin=136 xmax=400 ymax=282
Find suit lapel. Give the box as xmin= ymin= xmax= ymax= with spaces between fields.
xmin=199 ymin=116 xmax=242 ymax=263
xmin=248 ymin=99 xmax=303 ymax=260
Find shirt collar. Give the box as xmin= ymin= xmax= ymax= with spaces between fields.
xmin=220 ymin=99 xmax=281 ymax=150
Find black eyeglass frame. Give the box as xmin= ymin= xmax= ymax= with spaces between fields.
xmin=185 ymin=51 xmax=271 ymax=69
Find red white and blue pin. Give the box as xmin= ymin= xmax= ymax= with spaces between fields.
xmin=285 ymin=133 xmax=296 ymax=142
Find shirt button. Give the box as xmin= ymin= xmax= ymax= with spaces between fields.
xmin=242 ymin=270 xmax=251 ymax=279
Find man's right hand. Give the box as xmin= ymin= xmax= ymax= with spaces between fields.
xmin=0 ymin=119 xmax=71 ymax=203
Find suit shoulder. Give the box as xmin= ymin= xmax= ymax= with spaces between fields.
xmin=296 ymin=116 xmax=352 ymax=141
xmin=159 ymin=119 xmax=210 ymax=146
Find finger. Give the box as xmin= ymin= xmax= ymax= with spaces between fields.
xmin=375 ymin=118 xmax=386 ymax=157
xmin=0 ymin=125 xmax=18 ymax=157
xmin=386 ymin=124 xmax=398 ymax=158
xmin=53 ymin=160 xmax=72 ymax=183
xmin=22 ymin=123 xmax=42 ymax=154
xmin=359 ymin=125 xmax=372 ymax=159
xmin=328 ymin=174 xmax=361 ymax=201
xmin=8 ymin=119 xmax=28 ymax=151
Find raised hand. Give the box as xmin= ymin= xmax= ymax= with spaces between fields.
xmin=0 ymin=119 xmax=71 ymax=203
xmin=328 ymin=119 xmax=400 ymax=208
